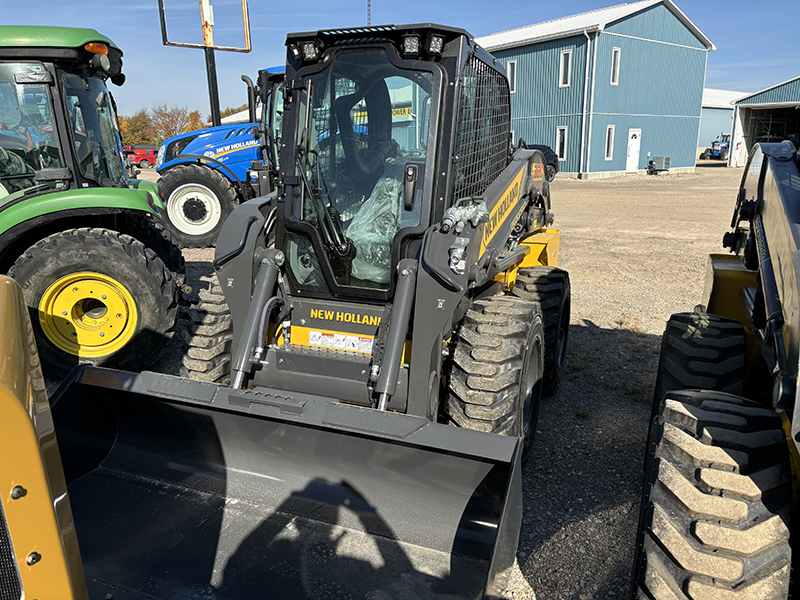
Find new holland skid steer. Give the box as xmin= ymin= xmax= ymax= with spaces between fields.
xmin=631 ymin=140 xmax=800 ymax=599
xmin=0 ymin=25 xmax=569 ymax=600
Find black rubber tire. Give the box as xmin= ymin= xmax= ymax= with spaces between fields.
xmin=721 ymin=147 xmax=729 ymax=161
xmin=159 ymin=164 xmax=238 ymax=248
xmin=654 ymin=313 xmax=747 ymax=408
xmin=546 ymin=163 xmax=557 ymax=182
xmin=446 ymin=295 xmax=545 ymax=460
xmin=180 ymin=274 xmax=233 ymax=384
xmin=700 ymin=150 xmax=709 ymax=160
xmin=631 ymin=390 xmax=791 ymax=599
xmin=139 ymin=159 xmax=150 ymax=169
xmin=511 ymin=267 xmax=570 ymax=395
xmin=124 ymin=212 xmax=186 ymax=286
xmin=9 ymin=228 xmax=179 ymax=378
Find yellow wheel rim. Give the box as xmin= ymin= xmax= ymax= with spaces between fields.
xmin=38 ymin=272 xmax=138 ymax=358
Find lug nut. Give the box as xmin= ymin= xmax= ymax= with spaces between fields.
xmin=101 ymin=294 xmax=107 ymax=300
xmin=62 ymin=311 xmax=68 ymax=316
xmin=26 ymin=552 xmax=41 ymax=566
xmin=99 ymin=332 xmax=105 ymax=338
xmin=10 ymin=485 xmax=26 ymax=499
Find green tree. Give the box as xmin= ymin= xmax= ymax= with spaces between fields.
xmin=119 ymin=109 xmax=153 ymax=146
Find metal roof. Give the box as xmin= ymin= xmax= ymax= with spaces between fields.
xmin=476 ymin=0 xmax=714 ymax=52
xmin=702 ymin=88 xmax=746 ymax=109
xmin=735 ymin=76 xmax=800 ymax=106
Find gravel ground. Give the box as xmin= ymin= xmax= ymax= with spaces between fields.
xmin=46 ymin=162 xmax=744 ymax=599
xmin=501 ymin=162 xmax=743 ymax=600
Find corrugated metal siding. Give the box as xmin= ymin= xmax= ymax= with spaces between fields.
xmin=737 ymin=77 xmax=800 ymax=106
xmin=698 ymin=107 xmax=733 ymax=146
xmin=604 ymin=3 xmax=707 ymax=49
xmin=492 ymin=34 xmax=590 ymax=120
xmin=592 ymin=32 xmax=705 ymax=117
xmin=589 ymin=114 xmax=699 ymax=171
xmin=511 ymin=114 xmax=583 ymax=172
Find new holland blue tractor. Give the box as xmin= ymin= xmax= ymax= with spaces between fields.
xmin=156 ymin=69 xmax=283 ymax=247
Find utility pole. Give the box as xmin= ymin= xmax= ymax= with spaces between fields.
xmin=367 ymin=0 xmax=371 ymax=26
xmin=199 ymin=0 xmax=222 ymax=127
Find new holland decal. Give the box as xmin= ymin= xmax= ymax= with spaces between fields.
xmin=481 ymin=168 xmax=526 ymax=254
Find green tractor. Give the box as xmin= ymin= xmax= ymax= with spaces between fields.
xmin=0 ymin=26 xmax=183 ymax=377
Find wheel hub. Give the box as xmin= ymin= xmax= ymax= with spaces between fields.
xmin=167 ymin=182 xmax=222 ymax=236
xmin=38 ymin=273 xmax=137 ymax=357
xmin=183 ymin=197 xmax=209 ymax=222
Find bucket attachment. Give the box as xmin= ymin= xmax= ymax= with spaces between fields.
xmin=50 ymin=367 xmax=523 ymax=599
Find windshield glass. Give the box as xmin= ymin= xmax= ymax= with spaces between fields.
xmin=291 ymin=48 xmax=434 ymax=290
xmin=61 ymin=72 xmax=127 ymax=186
xmin=0 ymin=62 xmax=65 ymax=202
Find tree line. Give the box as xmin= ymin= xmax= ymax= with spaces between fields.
xmin=119 ymin=102 xmax=249 ymax=146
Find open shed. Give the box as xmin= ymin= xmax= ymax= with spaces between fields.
xmin=730 ymin=76 xmax=800 ymax=166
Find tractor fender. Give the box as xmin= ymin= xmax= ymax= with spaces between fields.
xmin=0 ymin=187 xmax=158 ymax=269
xmin=127 ymin=178 xmax=164 ymax=209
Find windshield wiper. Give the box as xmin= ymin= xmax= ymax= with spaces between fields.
xmin=295 ymin=147 xmax=351 ymax=257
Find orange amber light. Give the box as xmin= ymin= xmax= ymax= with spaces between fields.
xmin=84 ymin=42 xmax=109 ymax=55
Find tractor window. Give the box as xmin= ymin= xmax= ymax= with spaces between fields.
xmin=291 ymin=49 xmax=435 ymax=289
xmin=61 ymin=72 xmax=127 ymax=187
xmin=452 ymin=56 xmax=511 ymax=200
xmin=0 ymin=62 xmax=65 ymax=201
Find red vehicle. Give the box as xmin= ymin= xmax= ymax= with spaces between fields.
xmin=123 ymin=145 xmax=157 ymax=168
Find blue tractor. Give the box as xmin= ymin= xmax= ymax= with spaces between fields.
xmin=700 ymin=132 xmax=730 ymax=161
xmin=156 ymin=69 xmax=283 ymax=247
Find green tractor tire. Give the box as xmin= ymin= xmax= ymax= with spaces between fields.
xmin=9 ymin=228 xmax=179 ymax=378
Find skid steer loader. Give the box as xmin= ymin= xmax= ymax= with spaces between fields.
xmin=630 ymin=140 xmax=800 ymax=599
xmin=0 ymin=25 xmax=569 ymax=600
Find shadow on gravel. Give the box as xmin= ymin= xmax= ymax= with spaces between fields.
xmin=517 ymin=320 xmax=661 ymax=600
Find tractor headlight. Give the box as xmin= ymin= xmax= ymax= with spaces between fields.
xmin=300 ymin=41 xmax=319 ymax=61
xmin=156 ymin=145 xmax=165 ymax=168
xmin=427 ymin=34 xmax=445 ymax=55
xmin=402 ymin=35 xmax=421 ymax=57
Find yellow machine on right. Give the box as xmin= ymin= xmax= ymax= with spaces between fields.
xmin=632 ymin=140 xmax=800 ymax=599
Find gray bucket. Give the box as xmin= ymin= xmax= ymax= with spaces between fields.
xmin=51 ymin=367 xmax=523 ymax=599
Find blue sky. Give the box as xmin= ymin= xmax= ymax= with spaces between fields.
xmin=5 ymin=0 xmax=797 ymax=117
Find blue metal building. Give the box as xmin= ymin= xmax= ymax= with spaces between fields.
xmin=730 ymin=76 xmax=800 ymax=167
xmin=697 ymin=88 xmax=744 ymax=154
xmin=476 ymin=0 xmax=714 ymax=177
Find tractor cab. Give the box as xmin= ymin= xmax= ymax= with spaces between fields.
xmin=277 ymin=25 xmax=512 ymax=301
xmin=0 ymin=27 xmax=129 ymax=204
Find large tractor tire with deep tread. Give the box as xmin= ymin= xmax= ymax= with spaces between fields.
xmin=180 ymin=274 xmax=233 ymax=384
xmin=446 ymin=295 xmax=545 ymax=459
xmin=511 ymin=266 xmax=570 ymax=395
xmin=159 ymin=164 xmax=238 ymax=248
xmin=125 ymin=213 xmax=186 ymax=286
xmin=631 ymin=389 xmax=791 ymax=600
xmin=9 ymin=228 xmax=179 ymax=378
xmin=654 ymin=313 xmax=747 ymax=408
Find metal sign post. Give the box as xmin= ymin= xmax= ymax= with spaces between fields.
xmin=157 ymin=0 xmax=251 ymax=127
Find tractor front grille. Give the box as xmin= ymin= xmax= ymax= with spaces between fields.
xmin=452 ymin=55 xmax=511 ymax=201
xmin=0 ymin=502 xmax=21 ymax=600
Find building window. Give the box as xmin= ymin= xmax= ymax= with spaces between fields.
xmin=605 ymin=125 xmax=615 ymax=160
xmin=507 ymin=60 xmax=517 ymax=94
xmin=610 ymin=47 xmax=621 ymax=85
xmin=556 ymin=127 xmax=567 ymax=161
xmin=511 ymin=130 xmax=515 ymax=145
xmin=559 ymin=50 xmax=571 ymax=88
